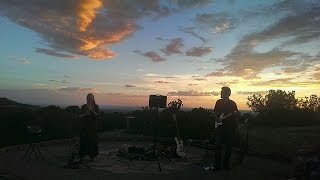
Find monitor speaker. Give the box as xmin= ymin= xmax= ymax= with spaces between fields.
xmin=149 ymin=95 xmax=167 ymax=108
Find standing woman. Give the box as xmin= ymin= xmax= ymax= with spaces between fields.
xmin=79 ymin=93 xmax=99 ymax=160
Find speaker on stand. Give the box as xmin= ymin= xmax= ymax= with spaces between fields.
xmin=130 ymin=95 xmax=170 ymax=171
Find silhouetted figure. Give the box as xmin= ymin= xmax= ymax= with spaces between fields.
xmin=79 ymin=93 xmax=99 ymax=160
xmin=213 ymin=86 xmax=239 ymax=170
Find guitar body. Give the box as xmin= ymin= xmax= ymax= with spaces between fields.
xmin=175 ymin=137 xmax=186 ymax=157
xmin=215 ymin=112 xmax=233 ymax=128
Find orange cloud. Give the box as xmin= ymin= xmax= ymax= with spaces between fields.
xmin=77 ymin=0 xmax=102 ymax=32
xmin=77 ymin=22 xmax=135 ymax=59
xmin=87 ymin=49 xmax=115 ymax=59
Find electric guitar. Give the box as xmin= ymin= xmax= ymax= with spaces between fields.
xmin=214 ymin=111 xmax=236 ymax=128
xmin=173 ymin=114 xmax=186 ymax=157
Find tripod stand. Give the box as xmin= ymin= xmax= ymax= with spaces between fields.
xmin=130 ymin=106 xmax=170 ymax=171
xmin=22 ymin=125 xmax=44 ymax=161
xmin=23 ymin=129 xmax=43 ymax=161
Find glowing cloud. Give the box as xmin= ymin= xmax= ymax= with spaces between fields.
xmin=77 ymin=0 xmax=102 ymax=32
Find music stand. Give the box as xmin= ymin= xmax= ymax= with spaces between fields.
xmin=23 ymin=125 xmax=43 ymax=161
xmin=130 ymin=95 xmax=170 ymax=171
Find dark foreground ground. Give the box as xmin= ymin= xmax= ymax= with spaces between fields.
xmin=0 ymin=139 xmax=292 ymax=180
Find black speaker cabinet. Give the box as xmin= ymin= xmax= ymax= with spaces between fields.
xmin=149 ymin=95 xmax=167 ymax=108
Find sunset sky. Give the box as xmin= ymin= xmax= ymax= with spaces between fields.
xmin=0 ymin=0 xmax=319 ymax=110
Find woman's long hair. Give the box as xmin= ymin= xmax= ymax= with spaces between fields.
xmin=86 ymin=93 xmax=96 ymax=106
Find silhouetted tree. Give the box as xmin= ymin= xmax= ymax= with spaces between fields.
xmin=42 ymin=105 xmax=62 ymax=113
xmin=167 ymin=99 xmax=183 ymax=113
xmin=163 ymin=99 xmax=183 ymax=120
xmin=247 ymin=90 xmax=320 ymax=126
xmin=247 ymin=90 xmax=297 ymax=114
xmin=247 ymin=93 xmax=266 ymax=113
xmin=297 ymin=95 xmax=320 ymax=112
xmin=265 ymin=90 xmax=297 ymax=111
xmin=65 ymin=106 xmax=80 ymax=113
xmin=141 ymin=106 xmax=156 ymax=112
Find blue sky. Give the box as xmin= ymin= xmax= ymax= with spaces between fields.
xmin=0 ymin=0 xmax=319 ymax=109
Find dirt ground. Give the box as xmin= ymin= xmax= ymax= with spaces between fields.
xmin=0 ymin=139 xmax=293 ymax=180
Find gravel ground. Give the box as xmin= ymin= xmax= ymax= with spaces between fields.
xmin=0 ymin=140 xmax=292 ymax=180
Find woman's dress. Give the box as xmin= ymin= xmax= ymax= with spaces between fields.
xmin=79 ymin=104 xmax=99 ymax=158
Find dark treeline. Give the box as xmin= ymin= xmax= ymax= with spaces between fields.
xmin=0 ymin=105 xmax=126 ymax=147
xmin=247 ymin=90 xmax=320 ymax=126
xmin=0 ymin=89 xmax=319 ymax=147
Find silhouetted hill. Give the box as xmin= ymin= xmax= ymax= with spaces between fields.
xmin=0 ymin=97 xmax=39 ymax=109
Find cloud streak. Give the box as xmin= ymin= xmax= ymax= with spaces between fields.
xmin=144 ymin=74 xmax=180 ymax=79
xmin=194 ymin=12 xmax=236 ymax=33
xmin=36 ymin=48 xmax=77 ymax=59
xmin=167 ymin=90 xmax=219 ymax=96
xmin=179 ymin=27 xmax=207 ymax=43
xmin=58 ymin=87 xmax=97 ymax=93
xmin=186 ymin=46 xmax=213 ymax=57
xmin=134 ymin=50 xmax=166 ymax=62
xmin=124 ymin=84 xmax=136 ymax=88
xmin=20 ymin=58 xmax=31 ymax=64
xmin=193 ymin=78 xmax=207 ymax=81
xmin=250 ymin=78 xmax=320 ymax=87
xmin=161 ymin=38 xmax=184 ymax=55
xmin=154 ymin=81 xmax=171 ymax=84
xmin=49 ymin=80 xmax=70 ymax=84
xmin=237 ymin=91 xmax=268 ymax=96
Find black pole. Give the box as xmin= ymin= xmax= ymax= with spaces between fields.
xmin=129 ymin=104 xmax=169 ymax=171
xmin=153 ymin=107 xmax=158 ymax=157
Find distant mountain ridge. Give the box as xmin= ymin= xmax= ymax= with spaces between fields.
xmin=0 ymin=97 xmax=39 ymax=108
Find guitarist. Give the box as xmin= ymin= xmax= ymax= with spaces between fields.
xmin=213 ymin=86 xmax=240 ymax=171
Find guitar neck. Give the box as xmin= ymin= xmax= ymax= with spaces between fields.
xmin=221 ymin=111 xmax=236 ymax=119
xmin=174 ymin=113 xmax=181 ymax=139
